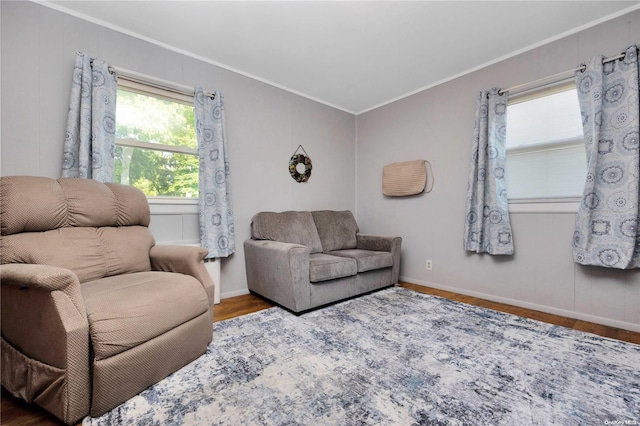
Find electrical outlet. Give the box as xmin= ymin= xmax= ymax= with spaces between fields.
xmin=426 ymin=259 xmax=432 ymax=270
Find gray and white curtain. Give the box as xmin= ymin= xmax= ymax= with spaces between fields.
xmin=572 ymin=45 xmax=639 ymax=269
xmin=464 ymin=88 xmax=514 ymax=255
xmin=62 ymin=52 xmax=117 ymax=182
xmin=195 ymin=87 xmax=235 ymax=259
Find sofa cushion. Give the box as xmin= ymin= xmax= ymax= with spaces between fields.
xmin=309 ymin=253 xmax=357 ymax=283
xmin=312 ymin=210 xmax=359 ymax=252
xmin=81 ymin=271 xmax=209 ymax=360
xmin=328 ymin=249 xmax=393 ymax=273
xmin=251 ymin=211 xmax=323 ymax=254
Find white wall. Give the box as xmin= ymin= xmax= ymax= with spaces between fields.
xmin=2 ymin=2 xmax=639 ymax=331
xmin=356 ymin=10 xmax=640 ymax=331
xmin=0 ymin=1 xmax=356 ymax=298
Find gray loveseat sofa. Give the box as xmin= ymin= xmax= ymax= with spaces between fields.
xmin=244 ymin=210 xmax=402 ymax=313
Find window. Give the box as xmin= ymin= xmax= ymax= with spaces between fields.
xmin=505 ymin=83 xmax=586 ymax=206
xmin=114 ymin=80 xmax=198 ymax=199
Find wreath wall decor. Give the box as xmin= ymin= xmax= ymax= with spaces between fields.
xmin=289 ymin=145 xmax=312 ymax=183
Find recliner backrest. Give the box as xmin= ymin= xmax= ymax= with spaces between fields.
xmin=0 ymin=176 xmax=155 ymax=283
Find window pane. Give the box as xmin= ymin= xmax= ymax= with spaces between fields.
xmin=506 ymin=144 xmax=586 ymax=199
xmin=114 ymin=146 xmax=199 ymax=198
xmin=507 ymin=89 xmax=583 ymax=149
xmin=116 ymin=89 xmax=197 ymax=149
xmin=505 ymin=86 xmax=586 ymax=200
xmin=115 ymin=87 xmax=198 ymax=198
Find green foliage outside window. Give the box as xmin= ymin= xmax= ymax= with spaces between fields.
xmin=114 ymin=89 xmax=199 ymax=197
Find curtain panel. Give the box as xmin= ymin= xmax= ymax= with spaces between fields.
xmin=195 ymin=88 xmax=236 ymax=259
xmin=572 ymin=45 xmax=640 ymax=269
xmin=464 ymin=88 xmax=514 ymax=255
xmin=61 ymin=52 xmax=117 ymax=182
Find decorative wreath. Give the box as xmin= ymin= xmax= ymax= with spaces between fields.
xmin=289 ymin=153 xmax=312 ymax=183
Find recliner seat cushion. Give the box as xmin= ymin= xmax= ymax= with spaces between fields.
xmin=81 ymin=271 xmax=209 ymax=360
xmin=309 ymin=253 xmax=357 ymax=283
xmin=328 ymin=249 xmax=394 ymax=273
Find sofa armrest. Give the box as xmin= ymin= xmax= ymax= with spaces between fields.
xmin=0 ymin=264 xmax=90 ymax=423
xmin=357 ymin=234 xmax=402 ymax=252
xmin=356 ymin=234 xmax=402 ymax=284
xmin=149 ymin=245 xmax=215 ymax=309
xmin=244 ymin=240 xmax=312 ymax=312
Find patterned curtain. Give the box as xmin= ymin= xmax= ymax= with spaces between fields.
xmin=572 ymin=45 xmax=639 ymax=269
xmin=62 ymin=52 xmax=117 ymax=182
xmin=463 ymin=88 xmax=514 ymax=255
xmin=195 ymin=87 xmax=235 ymax=259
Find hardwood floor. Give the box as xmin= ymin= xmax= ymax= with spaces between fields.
xmin=2 ymin=282 xmax=639 ymax=425
xmin=212 ymin=293 xmax=273 ymax=322
xmin=399 ymin=282 xmax=640 ymax=345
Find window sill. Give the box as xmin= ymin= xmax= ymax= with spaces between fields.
xmin=508 ymin=198 xmax=580 ymax=214
xmin=148 ymin=197 xmax=199 ymax=215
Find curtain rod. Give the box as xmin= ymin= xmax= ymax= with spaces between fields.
xmin=498 ymin=49 xmax=634 ymax=96
xmin=91 ymin=61 xmax=216 ymax=99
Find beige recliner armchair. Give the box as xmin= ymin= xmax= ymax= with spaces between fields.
xmin=0 ymin=176 xmax=215 ymax=424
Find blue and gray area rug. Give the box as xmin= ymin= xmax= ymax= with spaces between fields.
xmin=84 ymin=287 xmax=640 ymax=425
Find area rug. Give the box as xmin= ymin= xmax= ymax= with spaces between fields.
xmin=84 ymin=287 xmax=640 ymax=425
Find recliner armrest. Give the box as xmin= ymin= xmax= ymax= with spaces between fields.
xmin=0 ymin=263 xmax=90 ymax=424
xmin=0 ymin=263 xmax=86 ymax=317
xmin=149 ymin=245 xmax=215 ymax=309
xmin=150 ymin=244 xmax=209 ymax=263
xmin=1 ymin=263 xmax=81 ymax=292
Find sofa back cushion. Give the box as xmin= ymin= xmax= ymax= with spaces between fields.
xmin=251 ymin=211 xmax=323 ymax=254
xmin=0 ymin=176 xmax=154 ymax=283
xmin=311 ymin=210 xmax=359 ymax=252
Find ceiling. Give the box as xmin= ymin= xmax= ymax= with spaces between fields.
xmin=45 ymin=1 xmax=640 ymax=114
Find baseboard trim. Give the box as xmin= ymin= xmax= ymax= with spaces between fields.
xmin=400 ymin=276 xmax=640 ymax=333
xmin=221 ymin=288 xmax=250 ymax=300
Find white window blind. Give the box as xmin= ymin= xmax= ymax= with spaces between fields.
xmin=505 ymin=83 xmax=586 ymax=201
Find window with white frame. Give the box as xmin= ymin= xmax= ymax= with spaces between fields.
xmin=114 ymin=79 xmax=198 ymax=199
xmin=505 ymin=82 xmax=586 ymax=203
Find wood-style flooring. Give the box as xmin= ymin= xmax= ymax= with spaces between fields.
xmin=2 ymin=282 xmax=639 ymax=425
